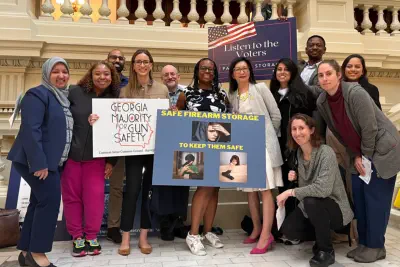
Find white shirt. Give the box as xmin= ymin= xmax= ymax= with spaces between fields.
xmin=300 ymin=61 xmax=321 ymax=85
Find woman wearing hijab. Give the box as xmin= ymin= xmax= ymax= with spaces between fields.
xmin=8 ymin=57 xmax=73 ymax=267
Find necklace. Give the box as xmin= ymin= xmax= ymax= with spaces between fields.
xmin=239 ymin=91 xmax=249 ymax=102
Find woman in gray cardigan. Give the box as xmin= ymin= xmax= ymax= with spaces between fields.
xmin=277 ymin=114 xmax=353 ymax=267
xmin=228 ymin=57 xmax=283 ymax=254
xmin=315 ymin=59 xmax=400 ymax=264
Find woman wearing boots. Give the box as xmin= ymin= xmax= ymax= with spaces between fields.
xmin=316 ymin=59 xmax=400 ymax=263
xmin=277 ymin=114 xmax=353 ymax=267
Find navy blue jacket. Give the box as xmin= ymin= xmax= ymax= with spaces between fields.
xmin=8 ymin=85 xmax=67 ymax=173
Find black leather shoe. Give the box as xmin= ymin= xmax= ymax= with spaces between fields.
xmin=107 ymin=227 xmax=122 ymax=244
xmin=18 ymin=252 xmax=28 ymax=267
xmin=25 ymin=252 xmax=56 ymax=267
xmin=309 ymin=250 xmax=335 ymax=267
xmin=312 ymin=243 xmax=319 ymax=256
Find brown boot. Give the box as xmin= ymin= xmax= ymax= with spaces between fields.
xmin=354 ymin=246 xmax=386 ymax=263
xmin=346 ymin=244 xmax=364 ymax=259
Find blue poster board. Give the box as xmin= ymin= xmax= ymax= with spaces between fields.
xmin=152 ymin=110 xmax=267 ymax=188
xmin=208 ymin=18 xmax=297 ymax=82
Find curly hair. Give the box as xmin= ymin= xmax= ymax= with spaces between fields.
xmin=189 ymin=58 xmax=224 ymax=100
xmin=77 ymin=61 xmax=120 ymax=97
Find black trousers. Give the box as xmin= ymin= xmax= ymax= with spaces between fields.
xmin=120 ymin=155 xmax=153 ymax=232
xmin=281 ymin=197 xmax=343 ymax=252
xmin=278 ymin=162 xmax=298 ymax=215
xmin=13 ymin=162 xmax=61 ymax=253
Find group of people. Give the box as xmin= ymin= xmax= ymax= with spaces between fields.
xmin=7 ymin=34 xmax=400 ymax=267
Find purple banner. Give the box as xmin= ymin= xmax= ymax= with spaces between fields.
xmin=208 ymin=18 xmax=297 ymax=83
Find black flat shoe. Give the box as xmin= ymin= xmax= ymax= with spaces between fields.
xmin=18 ymin=252 xmax=28 ymax=267
xmin=25 ymin=252 xmax=56 ymax=267
xmin=106 ymin=227 xmax=122 ymax=244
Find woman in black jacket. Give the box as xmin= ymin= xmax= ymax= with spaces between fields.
xmin=341 ymin=54 xmax=381 ymax=110
xmin=61 ymin=61 xmax=120 ymax=257
xmin=271 ymin=58 xmax=316 ymax=215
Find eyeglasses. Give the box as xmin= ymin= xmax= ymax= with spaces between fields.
xmin=233 ymin=67 xmax=249 ymax=73
xmin=163 ymin=72 xmax=177 ymax=78
xmin=134 ymin=60 xmax=151 ymax=66
xmin=199 ymin=66 xmax=214 ymax=72
xmin=108 ymin=55 xmax=125 ymax=61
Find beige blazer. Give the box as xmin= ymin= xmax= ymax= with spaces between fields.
xmin=228 ymin=83 xmax=283 ymax=168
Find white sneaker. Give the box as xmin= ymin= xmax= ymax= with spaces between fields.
xmin=203 ymin=232 xmax=224 ymax=248
xmin=186 ymin=233 xmax=207 ymax=256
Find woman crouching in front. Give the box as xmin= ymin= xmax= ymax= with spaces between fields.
xmin=277 ymin=114 xmax=353 ymax=267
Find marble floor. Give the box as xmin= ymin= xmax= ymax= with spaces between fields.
xmin=1 ymin=227 xmax=400 ymax=267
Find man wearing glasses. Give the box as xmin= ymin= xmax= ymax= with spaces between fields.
xmin=105 ymin=49 xmax=127 ymax=244
xmin=107 ymin=49 xmax=129 ymax=89
xmin=161 ymin=65 xmax=186 ymax=107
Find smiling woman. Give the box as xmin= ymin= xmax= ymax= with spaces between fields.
xmin=277 ymin=113 xmax=353 ymax=267
xmin=61 ymin=61 xmax=120 ymax=257
xmin=7 ymin=57 xmax=72 ymax=267
xmin=341 ymin=54 xmax=381 ymax=110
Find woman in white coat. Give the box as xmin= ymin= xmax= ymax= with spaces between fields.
xmin=228 ymin=57 xmax=283 ymax=254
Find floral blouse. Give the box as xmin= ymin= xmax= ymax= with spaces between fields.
xmin=183 ymin=87 xmax=228 ymax=113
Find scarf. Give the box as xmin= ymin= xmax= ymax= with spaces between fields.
xmin=42 ymin=57 xmax=74 ymax=165
xmin=12 ymin=57 xmax=73 ymax=166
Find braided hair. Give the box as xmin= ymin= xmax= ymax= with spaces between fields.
xmin=189 ymin=58 xmax=225 ymax=100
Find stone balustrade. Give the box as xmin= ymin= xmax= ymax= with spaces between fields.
xmin=354 ymin=1 xmax=400 ymax=36
xmin=40 ymin=0 xmax=296 ymax=26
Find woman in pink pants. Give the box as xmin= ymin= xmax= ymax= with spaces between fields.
xmin=61 ymin=61 xmax=120 ymax=257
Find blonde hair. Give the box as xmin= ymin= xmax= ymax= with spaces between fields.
xmin=120 ymin=49 xmax=154 ymax=98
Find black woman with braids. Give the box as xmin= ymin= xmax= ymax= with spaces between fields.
xmin=176 ymin=58 xmax=230 ymax=256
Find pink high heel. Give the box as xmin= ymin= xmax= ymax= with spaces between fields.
xmin=250 ymin=234 xmax=274 ymax=254
xmin=243 ymin=236 xmax=259 ymax=244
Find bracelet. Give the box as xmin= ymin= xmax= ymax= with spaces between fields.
xmin=291 ymin=189 xmax=295 ymax=197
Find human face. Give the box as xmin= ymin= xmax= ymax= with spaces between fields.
xmin=133 ymin=53 xmax=152 ymax=77
xmin=275 ymin=63 xmax=291 ymax=87
xmin=306 ymin=37 xmax=326 ymax=61
xmin=232 ymin=61 xmax=250 ymax=83
xmin=161 ymin=65 xmax=180 ymax=91
xmin=92 ymin=64 xmax=112 ymax=92
xmin=198 ymin=60 xmax=215 ymax=85
xmin=318 ymin=63 xmax=341 ymax=95
xmin=291 ymin=119 xmax=314 ymax=147
xmin=345 ymin=57 xmax=363 ymax=82
xmin=50 ymin=63 xmax=69 ymax=89
xmin=231 ymin=159 xmax=238 ymax=165
xmin=207 ymin=124 xmax=219 ymax=142
xmin=107 ymin=50 xmax=125 ymax=73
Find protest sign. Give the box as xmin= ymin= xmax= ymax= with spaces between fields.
xmin=208 ymin=18 xmax=297 ymax=82
xmin=153 ymin=110 xmax=267 ymax=188
xmin=92 ymin=98 xmax=169 ymax=157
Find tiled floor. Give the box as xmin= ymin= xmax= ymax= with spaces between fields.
xmin=1 ymin=227 xmax=400 ymax=267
